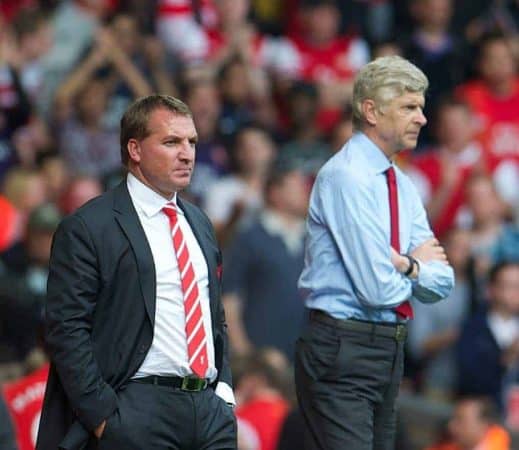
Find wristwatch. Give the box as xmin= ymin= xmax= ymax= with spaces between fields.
xmin=403 ymin=254 xmax=419 ymax=277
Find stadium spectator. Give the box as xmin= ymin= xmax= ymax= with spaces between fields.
xmin=407 ymin=97 xmax=483 ymax=238
xmin=2 ymin=168 xmax=47 ymax=235
xmin=234 ymin=349 xmax=291 ymax=450
xmin=402 ymin=0 xmax=467 ymax=143
xmin=184 ymin=77 xmax=229 ymax=203
xmin=39 ymin=0 xmax=113 ymax=115
xmin=278 ymin=81 xmax=332 ymax=176
xmin=426 ymin=396 xmax=510 ymax=450
xmin=203 ymin=125 xmax=275 ymax=246
xmin=37 ymin=153 xmax=68 ymax=204
xmin=2 ymin=363 xmax=48 ymax=450
xmin=456 ymin=32 xmax=519 ymax=162
xmin=10 ymin=8 xmax=53 ymax=108
xmin=217 ymin=55 xmax=274 ymax=142
xmin=463 ymin=174 xmax=508 ymax=293
xmin=0 ymin=20 xmax=32 ymax=179
xmin=0 ymin=204 xmax=61 ymax=363
xmin=222 ymin=167 xmax=308 ymax=360
xmin=457 ymin=261 xmax=519 ymax=410
xmin=274 ymin=0 xmax=369 ymax=132
xmin=275 ymin=0 xmax=369 ymax=86
xmin=157 ymin=0 xmax=278 ymax=70
xmin=58 ymin=175 xmax=103 ymax=215
xmin=55 ymin=78 xmax=121 ymax=177
xmin=408 ymin=228 xmax=472 ymax=400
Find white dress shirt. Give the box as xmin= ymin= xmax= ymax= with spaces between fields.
xmin=127 ymin=174 xmax=234 ymax=404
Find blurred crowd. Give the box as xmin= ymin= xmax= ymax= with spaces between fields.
xmin=0 ymin=0 xmax=518 ymax=449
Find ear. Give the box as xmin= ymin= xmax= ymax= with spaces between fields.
xmin=361 ymin=99 xmax=378 ymax=127
xmin=127 ymin=138 xmax=141 ymax=163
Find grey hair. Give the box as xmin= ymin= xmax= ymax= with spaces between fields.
xmin=352 ymin=56 xmax=428 ymax=129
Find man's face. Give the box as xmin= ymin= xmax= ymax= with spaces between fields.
xmin=128 ymin=109 xmax=197 ymax=198
xmin=275 ymin=171 xmax=310 ymax=218
xmin=490 ymin=265 xmax=519 ymax=315
xmin=436 ymin=105 xmax=473 ymax=151
xmin=372 ymin=91 xmax=427 ymax=156
xmin=480 ymin=40 xmax=516 ymax=86
xmin=187 ymin=84 xmax=220 ymax=139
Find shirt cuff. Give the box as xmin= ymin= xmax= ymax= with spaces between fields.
xmin=415 ymin=257 xmax=434 ymax=287
xmin=215 ymin=382 xmax=236 ymax=406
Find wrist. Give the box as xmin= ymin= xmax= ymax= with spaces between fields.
xmin=397 ymin=254 xmax=410 ymax=273
xmin=403 ymin=254 xmax=419 ymax=278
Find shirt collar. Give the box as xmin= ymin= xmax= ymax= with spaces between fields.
xmin=350 ymin=132 xmax=393 ymax=175
xmin=260 ymin=209 xmax=305 ymax=254
xmin=127 ymin=173 xmax=182 ymax=218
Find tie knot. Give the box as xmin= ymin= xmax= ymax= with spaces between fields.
xmin=386 ymin=166 xmax=396 ymax=182
xmin=162 ymin=203 xmax=178 ymax=220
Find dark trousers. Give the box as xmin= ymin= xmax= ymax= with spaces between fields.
xmin=294 ymin=311 xmax=405 ymax=450
xmin=95 ymin=380 xmax=236 ymax=450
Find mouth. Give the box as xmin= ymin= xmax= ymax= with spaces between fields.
xmin=174 ymin=168 xmax=192 ymax=174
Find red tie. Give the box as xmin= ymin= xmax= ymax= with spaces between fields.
xmin=163 ymin=203 xmax=209 ymax=378
xmin=386 ymin=167 xmax=414 ymax=319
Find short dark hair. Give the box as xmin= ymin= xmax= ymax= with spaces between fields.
xmin=458 ymin=396 xmax=500 ymax=424
xmin=477 ymin=31 xmax=511 ymax=60
xmin=119 ymin=95 xmax=192 ymax=166
xmin=433 ymin=95 xmax=471 ymax=128
xmin=488 ymin=261 xmax=519 ymax=285
xmin=264 ymin=163 xmax=300 ymax=203
xmin=232 ymin=349 xmax=290 ymax=393
xmin=11 ymin=8 xmax=49 ymax=40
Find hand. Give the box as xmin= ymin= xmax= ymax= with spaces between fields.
xmin=411 ymin=238 xmax=449 ymax=265
xmin=94 ymin=420 xmax=106 ymax=439
xmin=143 ymin=37 xmax=166 ymax=69
xmin=94 ymin=27 xmax=121 ymax=61
xmin=390 ymin=247 xmax=409 ymax=273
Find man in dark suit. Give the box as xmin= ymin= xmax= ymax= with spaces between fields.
xmin=36 ymin=95 xmax=236 ymax=450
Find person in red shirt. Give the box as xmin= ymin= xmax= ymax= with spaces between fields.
xmin=456 ymin=32 xmax=519 ymax=162
xmin=156 ymin=0 xmax=276 ymax=68
xmin=273 ymin=0 xmax=369 ymax=133
xmin=234 ymin=349 xmax=291 ymax=450
xmin=3 ymin=364 xmax=49 ymax=450
xmin=275 ymin=0 xmax=368 ymax=83
xmin=426 ymin=397 xmax=510 ymax=450
xmin=407 ymin=97 xmax=483 ymax=238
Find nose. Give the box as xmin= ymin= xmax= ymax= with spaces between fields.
xmin=179 ymin=141 xmax=195 ymax=162
xmin=416 ymin=110 xmax=427 ymax=126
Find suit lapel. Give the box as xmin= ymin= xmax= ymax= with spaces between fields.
xmin=113 ymin=182 xmax=156 ymax=326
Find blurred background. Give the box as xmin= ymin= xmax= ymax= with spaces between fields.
xmin=0 ymin=1 xmax=518 ymax=449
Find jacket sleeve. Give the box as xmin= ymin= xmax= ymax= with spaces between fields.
xmin=45 ymin=215 xmax=117 ymax=432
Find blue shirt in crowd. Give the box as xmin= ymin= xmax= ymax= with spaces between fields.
xmin=299 ymin=132 xmax=455 ymax=323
